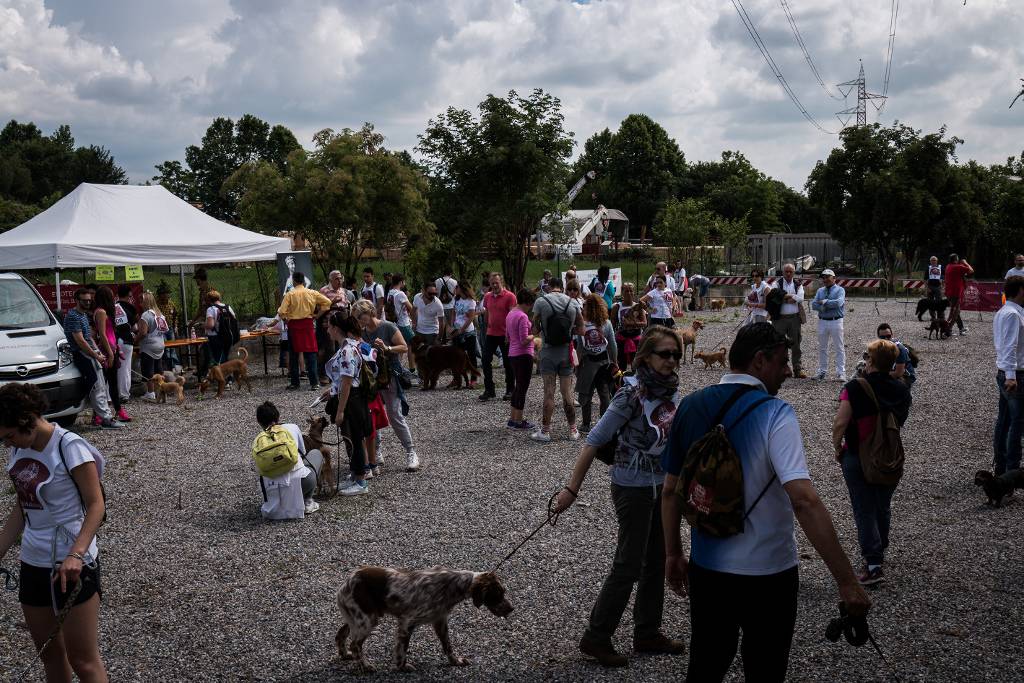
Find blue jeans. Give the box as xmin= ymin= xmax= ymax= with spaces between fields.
xmin=841 ymin=453 xmax=896 ymax=566
xmin=994 ymin=371 xmax=1024 ymax=475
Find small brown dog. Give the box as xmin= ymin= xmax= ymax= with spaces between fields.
xmin=677 ymin=320 xmax=704 ymax=363
xmin=304 ymin=415 xmax=336 ymax=497
xmin=410 ymin=336 xmax=480 ymax=390
xmin=694 ymin=347 xmax=728 ymax=369
xmin=199 ymin=347 xmax=253 ymax=398
xmin=150 ymin=373 xmax=185 ymax=405
xmin=709 ymin=298 xmax=726 ymax=311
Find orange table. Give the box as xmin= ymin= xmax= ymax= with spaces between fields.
xmin=148 ymin=329 xmax=281 ymax=374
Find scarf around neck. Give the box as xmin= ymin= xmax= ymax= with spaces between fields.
xmin=635 ymin=364 xmax=680 ymax=400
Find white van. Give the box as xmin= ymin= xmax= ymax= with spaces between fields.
xmin=0 ymin=273 xmax=87 ymax=427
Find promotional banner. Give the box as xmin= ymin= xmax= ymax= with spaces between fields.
xmin=36 ymin=283 xmax=144 ymax=311
xmin=95 ymin=265 xmax=115 ymax=281
xmin=573 ymin=268 xmax=622 ymax=295
xmin=961 ymin=281 xmax=1004 ymax=312
xmin=276 ymin=251 xmax=314 ymax=300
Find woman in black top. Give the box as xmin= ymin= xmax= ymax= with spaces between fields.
xmin=832 ymin=339 xmax=911 ymax=586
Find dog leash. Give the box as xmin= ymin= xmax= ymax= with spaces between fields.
xmin=865 ymin=631 xmax=901 ymax=683
xmin=492 ymin=491 xmax=562 ymax=572
xmin=697 ymin=317 xmax=747 ymax=354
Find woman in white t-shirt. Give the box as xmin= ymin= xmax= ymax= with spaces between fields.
xmin=452 ymin=282 xmax=480 ymax=384
xmin=745 ymin=269 xmax=769 ymax=326
xmin=0 ymin=383 xmax=108 ymax=680
xmin=135 ymin=291 xmax=168 ymax=401
xmin=640 ymin=275 xmax=675 ymax=327
xmin=322 ymin=312 xmax=373 ymax=497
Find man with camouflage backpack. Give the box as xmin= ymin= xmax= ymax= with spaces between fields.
xmin=661 ymin=323 xmax=870 ymax=683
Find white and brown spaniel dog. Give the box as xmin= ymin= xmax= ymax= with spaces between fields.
xmin=336 ymin=566 xmax=513 ymax=673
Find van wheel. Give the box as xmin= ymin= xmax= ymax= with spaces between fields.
xmin=55 ymin=415 xmax=79 ymax=429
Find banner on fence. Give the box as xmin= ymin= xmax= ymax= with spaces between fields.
xmin=961 ymin=281 xmax=1004 ymax=312
xmin=574 ymin=268 xmax=622 ymax=295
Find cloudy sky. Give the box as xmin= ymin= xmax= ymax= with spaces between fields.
xmin=2 ymin=0 xmax=1022 ymax=190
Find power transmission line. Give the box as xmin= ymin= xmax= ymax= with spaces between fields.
xmin=778 ymin=0 xmax=843 ymax=100
xmin=876 ymin=0 xmax=899 ymax=113
xmin=729 ymin=0 xmax=836 ymax=134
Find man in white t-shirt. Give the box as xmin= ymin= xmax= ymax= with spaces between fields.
xmin=435 ymin=271 xmax=458 ymax=326
xmin=412 ymin=281 xmax=446 ymax=345
xmin=386 ymin=274 xmax=417 ymax=373
xmin=661 ymin=323 xmax=870 ymax=681
xmin=1006 ymin=253 xmax=1024 ymax=280
xmin=360 ymin=267 xmax=386 ymax=318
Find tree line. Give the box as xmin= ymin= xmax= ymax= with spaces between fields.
xmin=4 ymin=89 xmax=1021 ymax=288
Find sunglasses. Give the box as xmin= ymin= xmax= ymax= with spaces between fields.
xmin=653 ymin=350 xmax=683 ymax=360
xmin=878 ymin=334 xmax=892 ymax=340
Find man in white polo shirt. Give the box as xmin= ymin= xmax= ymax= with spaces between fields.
xmin=412 ymin=281 xmax=446 ymax=345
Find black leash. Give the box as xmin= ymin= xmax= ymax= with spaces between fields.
xmin=493 ymin=491 xmax=562 ymax=572
xmin=865 ymin=631 xmax=901 ymax=683
xmin=826 ymin=603 xmax=901 ymax=683
xmin=0 ymin=566 xmax=17 ymax=591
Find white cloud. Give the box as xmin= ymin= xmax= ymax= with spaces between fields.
xmin=1 ymin=0 xmax=1021 ymax=188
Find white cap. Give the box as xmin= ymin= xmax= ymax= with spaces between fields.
xmin=821 ymin=269 xmax=836 ymax=277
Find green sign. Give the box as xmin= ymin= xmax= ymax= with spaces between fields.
xmin=125 ymin=265 xmax=145 ymax=281
xmin=95 ymin=265 xmax=115 ymax=281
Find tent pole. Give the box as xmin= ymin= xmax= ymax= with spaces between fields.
xmin=180 ymin=268 xmax=188 ymax=337
xmin=55 ymin=269 xmax=61 ymax=312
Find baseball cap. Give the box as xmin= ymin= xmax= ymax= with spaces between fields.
xmin=821 ymin=269 xmax=836 ymax=277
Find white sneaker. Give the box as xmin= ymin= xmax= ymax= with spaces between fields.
xmin=838 ymin=375 xmax=848 ymax=383
xmin=530 ymin=430 xmax=552 ymax=443
xmin=376 ymin=451 xmax=385 ymax=469
xmin=339 ymin=480 xmax=369 ymax=496
xmin=363 ymin=467 xmax=374 ymax=480
xmin=304 ymin=500 xmax=320 ymax=514
xmin=568 ymin=427 xmax=580 ymax=441
xmin=142 ymin=392 xmax=157 ymax=401
xmin=814 ymin=372 xmax=826 ymax=381
xmin=406 ymin=451 xmax=420 ymax=472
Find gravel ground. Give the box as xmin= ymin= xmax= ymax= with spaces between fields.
xmin=1 ymin=299 xmax=1021 ymax=682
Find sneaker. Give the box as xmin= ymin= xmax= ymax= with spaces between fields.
xmin=634 ymin=633 xmax=686 ymax=655
xmin=959 ymin=328 xmax=968 ymax=336
xmin=501 ymin=392 xmax=513 ymax=402
xmin=858 ymin=565 xmax=884 ymax=586
xmin=304 ymin=499 xmax=320 ymax=514
xmin=92 ymin=415 xmax=102 ymax=426
xmin=285 ymin=384 xmax=300 ymax=391
xmin=406 ymin=451 xmax=421 ymax=472
xmin=339 ymin=480 xmax=369 ymax=496
xmin=838 ymin=375 xmax=848 ymax=383
xmin=579 ymin=424 xmax=591 ymax=436
xmin=507 ymin=419 xmax=521 ymax=429
xmin=814 ymin=372 xmax=826 ymax=381
xmin=99 ymin=419 xmax=126 ymax=430
xmin=363 ymin=467 xmax=374 ymax=480
xmin=530 ymin=430 xmax=552 ymax=443
xmin=507 ymin=420 xmax=535 ymax=431
xmin=568 ymin=427 xmax=581 ymax=441
xmin=142 ymin=391 xmax=157 ymax=401
xmin=478 ymin=391 xmax=496 ymax=402
xmin=375 ymin=451 xmax=385 ymax=469
xmin=116 ymin=408 xmax=132 ymax=422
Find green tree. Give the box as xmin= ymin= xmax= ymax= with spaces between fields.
xmin=228 ymin=124 xmax=433 ymax=280
xmin=571 ymin=114 xmax=685 ymax=239
xmin=0 ymin=119 xmax=126 ymax=210
xmin=806 ymin=122 xmax=961 ymax=283
xmin=418 ymin=89 xmax=573 ymax=290
xmin=155 ymin=115 xmax=301 ymax=222
xmin=652 ymin=197 xmax=712 ymax=261
xmin=688 ymin=151 xmax=783 ymax=234
xmin=0 ymin=197 xmax=40 ymax=233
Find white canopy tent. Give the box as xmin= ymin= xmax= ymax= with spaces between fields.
xmin=0 ymin=183 xmax=290 ymax=269
xmin=0 ymin=183 xmax=291 ymax=310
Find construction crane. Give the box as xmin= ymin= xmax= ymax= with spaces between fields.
xmin=564 ymin=170 xmax=597 ymax=206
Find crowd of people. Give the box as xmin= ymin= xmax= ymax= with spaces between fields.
xmin=2 ymin=252 xmax=1022 ymax=683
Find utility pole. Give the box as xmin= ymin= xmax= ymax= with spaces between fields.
xmin=835 ymin=60 xmax=886 ymax=128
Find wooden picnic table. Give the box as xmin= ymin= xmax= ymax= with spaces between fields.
xmin=149 ymin=329 xmax=281 ymax=374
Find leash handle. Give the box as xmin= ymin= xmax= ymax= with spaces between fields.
xmin=0 ymin=566 xmax=17 ymax=591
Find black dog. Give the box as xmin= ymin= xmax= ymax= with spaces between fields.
xmin=974 ymin=470 xmax=1024 ymax=507
xmin=916 ymin=297 xmax=949 ymax=321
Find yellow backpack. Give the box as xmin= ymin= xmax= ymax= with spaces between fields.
xmin=251 ymin=426 xmax=299 ymax=479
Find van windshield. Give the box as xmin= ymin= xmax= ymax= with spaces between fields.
xmin=0 ymin=279 xmax=53 ymax=329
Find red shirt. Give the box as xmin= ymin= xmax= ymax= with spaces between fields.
xmin=482 ymin=289 xmax=518 ymax=336
xmin=944 ymin=263 xmax=971 ymax=298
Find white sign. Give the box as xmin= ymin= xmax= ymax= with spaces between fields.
xmin=570 ymin=268 xmax=622 ymax=296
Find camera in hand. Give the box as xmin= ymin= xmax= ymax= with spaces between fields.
xmin=825 ymin=603 xmax=870 ymax=647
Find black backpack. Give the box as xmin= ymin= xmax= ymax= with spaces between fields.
xmin=541 ymin=295 xmax=573 ymax=346
xmin=215 ymin=304 xmax=241 ymax=346
xmin=439 ymin=277 xmax=454 ymax=305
